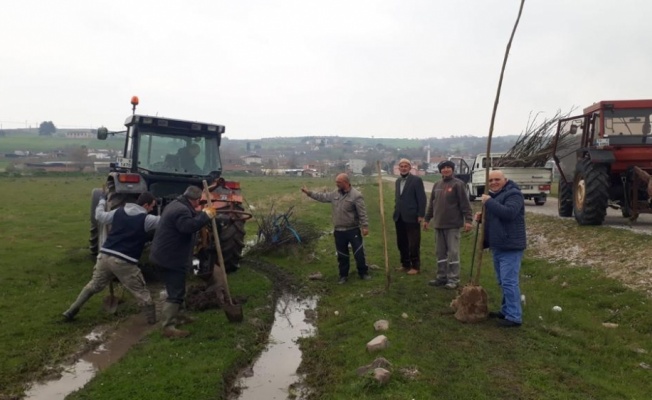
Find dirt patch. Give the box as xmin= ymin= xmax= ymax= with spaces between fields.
xmin=526 ymin=214 xmax=652 ymax=296
xmin=450 ymin=284 xmax=489 ymax=322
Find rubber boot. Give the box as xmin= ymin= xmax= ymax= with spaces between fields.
xmin=142 ymin=304 xmax=157 ymax=325
xmin=161 ymin=303 xmax=190 ymax=338
xmin=176 ymin=313 xmax=197 ymax=326
xmin=62 ymin=288 xmax=95 ymax=321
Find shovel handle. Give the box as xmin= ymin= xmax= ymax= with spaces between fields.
xmin=202 ymin=180 xmax=234 ymax=305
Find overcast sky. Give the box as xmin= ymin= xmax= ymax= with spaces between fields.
xmin=1 ymin=0 xmax=651 ymax=139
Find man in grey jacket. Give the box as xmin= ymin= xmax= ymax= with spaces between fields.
xmin=302 ymin=173 xmax=370 ymax=284
xmin=424 ymin=160 xmax=473 ymax=289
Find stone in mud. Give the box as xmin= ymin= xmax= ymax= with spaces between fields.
xmin=373 ymin=368 xmax=391 ymax=385
xmin=366 ymin=335 xmax=388 ymax=352
xmin=356 ymin=357 xmax=392 ymax=376
xmin=373 ymin=319 xmax=389 ymax=331
xmin=308 ymin=272 xmax=323 ymax=280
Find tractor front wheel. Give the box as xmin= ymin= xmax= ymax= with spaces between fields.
xmin=573 ymin=158 xmax=608 ymax=225
xmin=557 ymin=178 xmax=573 ymax=217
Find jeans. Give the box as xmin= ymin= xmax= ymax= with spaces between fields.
xmin=492 ymin=249 xmax=523 ymax=324
xmin=334 ymin=228 xmax=368 ymax=278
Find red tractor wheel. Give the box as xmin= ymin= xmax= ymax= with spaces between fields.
xmin=573 ymin=158 xmax=608 ymax=225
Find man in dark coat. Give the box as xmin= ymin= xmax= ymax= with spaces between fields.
xmin=150 ymin=186 xmax=215 ymax=338
xmin=392 ymin=158 xmax=426 ymax=275
xmin=479 ymin=170 xmax=526 ymax=328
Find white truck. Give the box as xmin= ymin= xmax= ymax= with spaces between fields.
xmin=452 ymin=153 xmax=552 ymax=205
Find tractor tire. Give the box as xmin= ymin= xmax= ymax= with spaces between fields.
xmin=557 ymin=179 xmax=573 ymax=217
xmin=621 ymin=206 xmax=632 ymax=218
xmin=89 ymin=188 xmax=104 ymax=255
xmin=218 ymin=205 xmax=247 ymax=273
xmin=573 ymin=158 xmax=609 ymax=225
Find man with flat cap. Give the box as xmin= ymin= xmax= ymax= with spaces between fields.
xmin=393 ymin=158 xmax=426 ymax=275
xmin=150 ymin=185 xmax=216 ymax=338
xmin=423 ymin=160 xmax=473 ymax=289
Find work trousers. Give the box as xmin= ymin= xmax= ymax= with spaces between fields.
xmin=492 ymin=249 xmax=523 ymax=324
xmin=334 ymin=228 xmax=368 ymax=278
xmin=435 ymin=228 xmax=461 ymax=284
xmin=85 ymin=253 xmax=152 ymax=306
xmin=158 ymin=267 xmax=187 ymax=305
xmin=395 ymin=217 xmax=421 ymax=270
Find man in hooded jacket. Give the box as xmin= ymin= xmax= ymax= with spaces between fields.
xmin=63 ymin=192 xmax=160 ymax=324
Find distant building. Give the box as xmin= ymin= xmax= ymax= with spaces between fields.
xmin=65 ymin=131 xmax=93 ymax=139
xmin=242 ymin=154 xmax=262 ymax=165
xmin=347 ymin=159 xmax=366 ymax=174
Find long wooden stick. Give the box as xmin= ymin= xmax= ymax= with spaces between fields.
xmin=376 ymin=161 xmax=390 ymax=291
xmin=202 ymin=180 xmax=234 ymax=305
xmin=473 ymin=0 xmax=526 ymax=285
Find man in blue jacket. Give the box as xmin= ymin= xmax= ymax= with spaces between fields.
xmin=63 ymin=192 xmax=160 ymax=324
xmin=150 ymin=186 xmax=216 ymax=338
xmin=480 ymin=170 xmax=526 ymax=328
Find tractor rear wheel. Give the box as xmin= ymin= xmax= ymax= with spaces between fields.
xmin=573 ymin=158 xmax=608 ymax=225
xmin=557 ymin=178 xmax=573 ymax=217
xmin=218 ymin=204 xmax=246 ymax=273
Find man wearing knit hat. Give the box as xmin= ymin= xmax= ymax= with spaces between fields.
xmin=423 ymin=160 xmax=473 ymax=289
xmin=392 ymin=158 xmax=426 ymax=274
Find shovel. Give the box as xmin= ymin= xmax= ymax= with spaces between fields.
xmin=202 ymin=180 xmax=244 ymax=323
xmin=102 ymin=281 xmax=120 ymax=314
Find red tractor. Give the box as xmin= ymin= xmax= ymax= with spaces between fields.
xmin=90 ymin=97 xmax=251 ymax=277
xmin=553 ymin=99 xmax=652 ymax=225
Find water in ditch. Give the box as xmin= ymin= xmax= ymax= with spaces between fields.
xmin=233 ymin=293 xmax=318 ymax=400
xmin=23 ymin=306 xmax=158 ymax=400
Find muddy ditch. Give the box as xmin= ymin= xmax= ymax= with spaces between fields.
xmin=20 ymin=259 xmax=314 ymax=400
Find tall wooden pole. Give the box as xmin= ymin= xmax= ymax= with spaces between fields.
xmin=376 ymin=161 xmax=391 ymax=291
xmin=473 ymin=0 xmax=526 ymax=285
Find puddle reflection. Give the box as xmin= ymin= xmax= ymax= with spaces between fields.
xmin=235 ymin=293 xmax=318 ymax=400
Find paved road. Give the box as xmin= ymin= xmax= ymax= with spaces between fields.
xmin=383 ymin=176 xmax=652 ymax=235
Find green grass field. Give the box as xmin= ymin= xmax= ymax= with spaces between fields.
xmin=1 ymin=174 xmax=651 ymax=399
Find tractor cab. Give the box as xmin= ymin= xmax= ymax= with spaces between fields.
xmin=96 ymin=97 xmax=226 ymax=207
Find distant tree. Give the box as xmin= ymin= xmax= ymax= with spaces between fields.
xmin=39 ymin=121 xmax=57 ymax=136
xmin=361 ymin=165 xmax=372 ymax=176
xmin=69 ymin=146 xmax=88 ymax=171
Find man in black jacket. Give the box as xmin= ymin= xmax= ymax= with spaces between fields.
xmin=393 ymin=159 xmax=426 ymax=275
xmin=150 ymin=186 xmax=216 ymax=338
